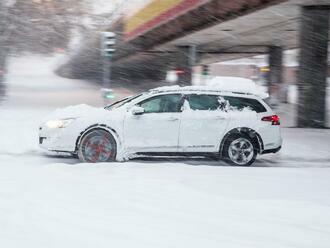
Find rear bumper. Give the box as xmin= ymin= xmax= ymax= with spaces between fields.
xmin=262 ymin=146 xmax=281 ymax=154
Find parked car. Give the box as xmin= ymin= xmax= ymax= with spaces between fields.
xmin=39 ymin=85 xmax=282 ymax=166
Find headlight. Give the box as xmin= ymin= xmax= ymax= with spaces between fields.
xmin=46 ymin=118 xmax=75 ymax=129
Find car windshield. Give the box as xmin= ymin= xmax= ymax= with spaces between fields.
xmin=104 ymin=93 xmax=143 ymax=110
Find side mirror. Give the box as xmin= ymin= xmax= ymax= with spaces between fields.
xmin=131 ymin=106 xmax=145 ymax=115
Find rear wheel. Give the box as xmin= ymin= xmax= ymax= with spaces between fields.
xmin=78 ymin=129 xmax=117 ymax=163
xmin=223 ymin=135 xmax=257 ymax=166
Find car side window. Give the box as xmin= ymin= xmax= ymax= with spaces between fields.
xmin=137 ymin=94 xmax=182 ymax=113
xmin=223 ymin=96 xmax=267 ymax=113
xmin=187 ymin=94 xmax=221 ymax=111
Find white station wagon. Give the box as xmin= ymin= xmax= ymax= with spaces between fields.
xmin=39 ymin=86 xmax=282 ymax=166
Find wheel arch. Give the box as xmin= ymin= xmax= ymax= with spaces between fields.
xmin=75 ymin=124 xmax=121 ymax=153
xmin=219 ymin=127 xmax=264 ymax=156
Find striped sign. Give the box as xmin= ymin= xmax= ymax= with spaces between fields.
xmin=124 ymin=0 xmax=208 ymax=41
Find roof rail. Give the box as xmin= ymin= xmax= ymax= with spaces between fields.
xmin=149 ymin=86 xmax=254 ymax=96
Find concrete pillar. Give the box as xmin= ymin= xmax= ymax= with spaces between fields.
xmin=175 ymin=46 xmax=196 ymax=85
xmin=268 ymin=46 xmax=283 ymax=104
xmin=297 ymin=6 xmax=330 ymax=128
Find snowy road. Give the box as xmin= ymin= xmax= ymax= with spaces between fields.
xmin=0 ymin=56 xmax=330 ymax=248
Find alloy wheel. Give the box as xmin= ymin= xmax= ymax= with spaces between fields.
xmin=228 ymin=138 xmax=254 ymax=165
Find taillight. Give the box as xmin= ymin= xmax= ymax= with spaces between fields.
xmin=261 ymin=115 xmax=280 ymax=125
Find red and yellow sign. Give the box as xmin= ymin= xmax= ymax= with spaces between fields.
xmin=124 ymin=0 xmax=207 ymax=41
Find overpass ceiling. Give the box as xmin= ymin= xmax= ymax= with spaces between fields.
xmin=149 ymin=0 xmax=330 ymax=64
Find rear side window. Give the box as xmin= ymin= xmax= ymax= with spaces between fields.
xmin=223 ymin=96 xmax=267 ymax=113
xmin=187 ymin=94 xmax=220 ymax=111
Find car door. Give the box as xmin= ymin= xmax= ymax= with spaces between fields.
xmin=178 ymin=94 xmax=230 ymax=153
xmin=124 ymin=93 xmax=183 ymax=152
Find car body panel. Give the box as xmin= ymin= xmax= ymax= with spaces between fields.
xmin=179 ymin=108 xmax=230 ymax=152
xmin=123 ymin=111 xmax=182 ymax=152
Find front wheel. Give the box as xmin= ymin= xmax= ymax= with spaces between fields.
xmin=223 ymin=135 xmax=257 ymax=166
xmin=77 ymin=129 xmax=117 ymax=163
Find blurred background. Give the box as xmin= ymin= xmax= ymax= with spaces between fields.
xmin=1 ymin=0 xmax=330 ymax=128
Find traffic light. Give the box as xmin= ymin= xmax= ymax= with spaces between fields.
xmin=101 ymin=32 xmax=116 ymax=57
xmin=101 ymin=88 xmax=115 ymax=100
xmin=202 ymin=65 xmax=209 ymax=76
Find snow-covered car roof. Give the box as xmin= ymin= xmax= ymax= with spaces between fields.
xmin=150 ymin=80 xmax=268 ymax=99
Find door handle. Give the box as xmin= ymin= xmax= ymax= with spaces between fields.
xmin=168 ymin=117 xmax=179 ymax=121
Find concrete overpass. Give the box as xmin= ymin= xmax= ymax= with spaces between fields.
xmin=107 ymin=0 xmax=329 ymax=128
xmin=113 ymin=0 xmax=291 ymax=75
xmin=114 ymin=0 xmax=327 ymax=69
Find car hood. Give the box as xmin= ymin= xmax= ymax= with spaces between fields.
xmin=42 ymin=104 xmax=109 ymax=122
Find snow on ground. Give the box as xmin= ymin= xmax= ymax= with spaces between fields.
xmin=0 ymin=55 xmax=330 ymax=247
xmin=3 ymin=55 xmax=104 ymax=108
xmin=1 ymin=157 xmax=330 ymax=248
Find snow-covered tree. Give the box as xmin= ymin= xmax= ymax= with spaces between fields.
xmin=0 ymin=0 xmax=89 ymax=58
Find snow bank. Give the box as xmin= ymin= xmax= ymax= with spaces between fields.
xmin=6 ymin=54 xmax=65 ymax=78
xmin=0 ymin=109 xmax=48 ymax=155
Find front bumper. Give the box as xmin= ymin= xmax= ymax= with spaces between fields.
xmin=39 ymin=125 xmax=77 ymax=153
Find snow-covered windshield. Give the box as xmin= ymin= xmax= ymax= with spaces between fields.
xmin=104 ymin=93 xmax=143 ymax=110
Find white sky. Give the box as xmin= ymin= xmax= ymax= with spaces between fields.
xmin=91 ymin=0 xmax=150 ymax=16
